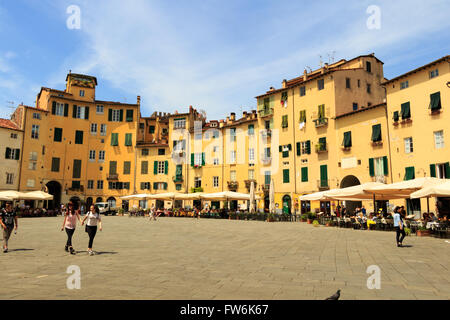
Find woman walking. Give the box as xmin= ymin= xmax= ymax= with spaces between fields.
xmin=81 ymin=205 xmax=102 ymax=256
xmin=61 ymin=202 xmax=82 ymax=254
xmin=1 ymin=201 xmax=18 ymax=253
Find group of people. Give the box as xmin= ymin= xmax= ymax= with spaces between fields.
xmin=61 ymin=202 xmax=102 ymax=255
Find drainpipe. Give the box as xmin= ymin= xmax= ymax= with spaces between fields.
xmin=18 ymin=106 xmax=26 ymax=192
xmin=291 ymin=87 xmax=297 ymax=214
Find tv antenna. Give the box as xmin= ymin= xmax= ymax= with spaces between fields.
xmin=327 ymin=51 xmax=336 ymax=64
xmin=305 ymin=66 xmax=312 ymax=73
xmin=318 ymin=55 xmax=323 ymax=68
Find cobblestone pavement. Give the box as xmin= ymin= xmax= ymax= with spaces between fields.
xmin=0 ymin=216 xmax=449 ymax=300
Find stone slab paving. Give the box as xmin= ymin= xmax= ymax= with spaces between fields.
xmin=0 ymin=216 xmax=449 ymax=300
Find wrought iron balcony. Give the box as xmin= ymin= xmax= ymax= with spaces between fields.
xmin=244 ymin=180 xmax=257 ymax=190
xmin=107 ymin=174 xmax=119 ymax=180
xmin=315 ymin=143 xmax=328 ymax=153
xmin=258 ymin=106 xmax=274 ymax=117
xmin=317 ymin=179 xmax=330 ymax=190
xmin=227 ymin=181 xmax=239 ymax=191
xmin=172 ymin=175 xmax=183 ymax=182
xmin=313 ymin=117 xmax=328 ymax=128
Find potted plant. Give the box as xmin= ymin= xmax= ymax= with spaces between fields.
xmin=404 ymin=227 xmax=411 ymax=237
xmin=417 ymin=226 xmax=430 ymax=237
xmin=118 ymin=208 xmax=125 ymax=216
xmin=312 ymin=220 xmax=320 ymax=227
xmin=300 ymin=214 xmax=307 ymax=222
xmin=325 ymin=220 xmax=334 ymax=227
xmin=307 ymin=212 xmax=315 ymax=224
xmin=267 ymin=212 xmax=275 ymax=222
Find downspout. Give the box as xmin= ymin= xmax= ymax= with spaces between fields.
xmin=291 ymin=87 xmax=297 ymax=214
xmin=18 ymin=106 xmax=26 ymax=192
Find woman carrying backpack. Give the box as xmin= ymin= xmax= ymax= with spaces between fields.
xmin=82 ymin=205 xmax=102 ymax=256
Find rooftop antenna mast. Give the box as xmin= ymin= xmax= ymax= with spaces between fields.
xmin=318 ymin=55 xmax=323 ymax=68
xmin=327 ymin=51 xmax=336 ymax=64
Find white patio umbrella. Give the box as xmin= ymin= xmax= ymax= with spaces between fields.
xmin=21 ymin=191 xmax=53 ymax=200
xmin=364 ymin=177 xmax=445 ymax=196
xmin=0 ymin=191 xmax=25 ymax=200
xmin=299 ymin=189 xmax=340 ymax=201
xmin=0 ymin=195 xmax=12 ymax=201
xmin=269 ymin=179 xmax=275 ymax=214
xmin=174 ymin=193 xmax=204 ymax=200
xmin=249 ymin=181 xmax=255 ymax=213
xmin=200 ymin=191 xmax=252 ymax=201
xmin=410 ymin=180 xmax=450 ymax=199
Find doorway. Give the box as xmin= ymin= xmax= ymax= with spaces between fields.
xmin=46 ymin=181 xmax=62 ymax=209
xmin=282 ymin=195 xmax=291 ymax=214
xmin=340 ymin=175 xmax=362 ymax=215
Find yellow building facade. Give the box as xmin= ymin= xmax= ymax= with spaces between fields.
xmin=0 ymin=119 xmax=23 ymax=191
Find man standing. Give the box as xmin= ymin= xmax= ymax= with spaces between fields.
xmin=1 ymin=201 xmax=18 ymax=253
xmin=393 ymin=206 xmax=406 ymax=247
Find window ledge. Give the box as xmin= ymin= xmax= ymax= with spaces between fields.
xmin=430 ymin=109 xmax=442 ymax=115
xmin=342 ymin=147 xmax=352 ymax=151
xmin=401 ymin=118 xmax=412 ymax=124
xmin=371 ymin=141 xmax=383 ymax=147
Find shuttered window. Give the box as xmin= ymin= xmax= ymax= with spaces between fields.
xmin=320 ymin=165 xmax=328 ymax=187
xmin=401 ymin=102 xmax=411 ymax=119
xmin=404 ymin=167 xmax=415 ymax=180
xmin=109 ymin=161 xmax=117 ymax=175
xmin=141 ymin=161 xmax=148 ymax=174
xmin=54 ymin=128 xmax=63 ymax=142
xmin=299 ymin=110 xmax=306 ymax=123
xmin=111 ymin=133 xmax=119 ymax=146
xmin=393 ymin=111 xmax=399 ymax=122
xmin=318 ymin=104 xmax=325 ymax=119
xmin=125 ymin=133 xmax=132 ymax=146
xmin=430 ymin=164 xmax=436 ymax=177
xmin=75 ymin=130 xmax=83 ymax=144
xmin=282 ymin=115 xmax=288 ymax=128
xmin=72 ymin=159 xmax=82 ymax=178
xmin=123 ymin=161 xmax=131 ymax=175
xmin=371 ymin=124 xmax=382 ymax=142
xmin=283 ymin=169 xmax=289 ymax=183
xmin=51 ymin=157 xmax=60 ymax=172
xmin=343 ymin=131 xmax=352 ymax=148
xmin=126 ymin=109 xmax=134 ymax=122
xmin=301 ymin=167 xmax=308 ymax=182
xmin=429 ymin=92 xmax=441 ymax=111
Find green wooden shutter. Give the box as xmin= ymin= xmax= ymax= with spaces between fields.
xmin=109 ymin=161 xmax=117 ymax=174
xmin=393 ymin=111 xmax=399 ymax=122
xmin=318 ymin=105 xmax=325 ymax=118
xmin=125 ymin=133 xmax=132 ymax=146
xmin=64 ymin=104 xmax=69 ymax=117
xmin=73 ymin=159 xmax=82 ymax=178
xmin=191 ymin=153 xmax=194 ymax=167
xmin=54 ymin=128 xmax=62 ymax=142
xmin=279 ymin=146 xmax=282 ymax=152
xmin=126 ymin=109 xmax=134 ymax=122
xmin=111 ymin=133 xmax=118 ymax=146
xmin=369 ymin=158 xmax=375 ymax=177
xmin=305 ymin=140 xmax=311 ymax=154
xmin=301 ymin=167 xmax=308 ymax=182
xmin=429 ymin=92 xmax=441 ymax=110
xmin=430 ymin=164 xmax=436 ymax=177
xmin=445 ymin=162 xmax=450 ymax=179
xmin=72 ymin=105 xmax=77 ymax=118
xmin=343 ymin=131 xmax=351 ymax=147
xmin=164 ymin=160 xmax=168 ymax=174
xmin=371 ymin=124 xmax=381 ymax=142
xmin=164 ymin=182 xmax=168 ymax=190
xmin=14 ymin=149 xmax=20 ymax=160
xmin=404 ymin=167 xmax=415 ymax=180
xmin=75 ymin=131 xmax=83 ymax=144
xmin=296 ymin=142 xmax=301 ymax=156
xmin=5 ymin=147 xmax=11 ymax=159
xmin=153 ymin=161 xmax=158 ymax=174
xmin=52 ymin=101 xmax=56 ymax=115
xmin=84 ymin=106 xmax=89 ymax=120
xmin=123 ymin=161 xmax=131 ymax=174
xmin=119 ymin=109 xmax=123 ymax=121
xmin=202 ymin=153 xmax=205 ymax=166
xmin=383 ymin=156 xmax=388 ymax=176
xmin=283 ymin=169 xmax=289 ymax=183
xmin=108 ymin=109 xmax=112 ymax=121
xmin=320 ymin=165 xmax=328 ymax=187
xmin=153 ymin=182 xmax=158 ymax=190
xmin=400 ymin=102 xmax=410 ymax=119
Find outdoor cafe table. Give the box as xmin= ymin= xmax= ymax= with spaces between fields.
xmin=426 ymin=222 xmax=440 ymax=230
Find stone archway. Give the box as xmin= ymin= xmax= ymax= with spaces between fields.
xmin=46 ymin=181 xmax=62 ymax=209
xmin=340 ymin=175 xmax=361 ymax=215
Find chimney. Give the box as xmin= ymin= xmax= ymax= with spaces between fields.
xmin=230 ymin=112 xmax=235 ymax=121
xmin=303 ymin=69 xmax=307 ymax=81
xmin=282 ymin=79 xmax=287 ymax=88
xmin=226 ymin=116 xmax=230 ymax=123
xmin=243 ymin=111 xmax=247 ymax=118
xmin=189 ymin=105 xmax=193 ymax=113
xmin=269 ymin=87 xmax=275 ymax=92
xmin=137 ymin=95 xmax=141 ymax=105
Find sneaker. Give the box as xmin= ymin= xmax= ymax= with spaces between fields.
xmin=69 ymin=247 xmax=75 ymax=255
xmin=89 ymin=250 xmax=94 ymax=256
xmin=3 ymin=248 xmax=7 ymax=253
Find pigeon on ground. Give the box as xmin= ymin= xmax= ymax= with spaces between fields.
xmin=325 ymin=289 xmax=341 ymax=300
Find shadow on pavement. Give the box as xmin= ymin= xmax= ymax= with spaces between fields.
xmin=8 ymin=248 xmax=35 ymax=252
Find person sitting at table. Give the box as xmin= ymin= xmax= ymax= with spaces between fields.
xmin=422 ymin=212 xmax=430 ymax=223
xmin=429 ymin=212 xmax=438 ymax=222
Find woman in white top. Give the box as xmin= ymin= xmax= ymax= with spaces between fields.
xmin=81 ymin=205 xmax=102 ymax=255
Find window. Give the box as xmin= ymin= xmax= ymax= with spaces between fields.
xmin=174 ymin=118 xmax=186 ymax=129
xmin=141 ymin=182 xmax=151 ymax=190
xmin=404 ymin=167 xmax=415 ymax=180
xmin=369 ymin=156 xmax=388 ymax=177
xmin=346 ymin=78 xmax=351 ymax=89
xmin=317 ymin=79 xmax=324 ymax=90
xmin=89 ymin=150 xmax=96 ymax=161
xmin=111 ymin=133 xmax=119 ymax=146
xmin=87 ymin=180 xmax=94 ymax=189
xmin=100 ymin=124 xmax=107 ymax=136
xmin=109 ymin=161 xmax=117 ymax=175
xmin=263 ymin=147 xmax=271 ymax=160
xmin=157 ymin=161 xmax=166 ymax=174
xmin=125 ymin=133 xmax=132 ymax=146
xmin=404 ymin=137 xmax=413 ymax=153
xmin=111 ymin=109 xmax=121 ymax=122
xmin=6 ymin=173 xmax=14 ymax=185
xmin=230 ymin=150 xmax=236 ymax=164
xmin=320 ymin=165 xmax=328 ymax=187
xmin=141 ymin=161 xmax=148 ymax=174
xmin=248 ymin=169 xmax=254 ymax=180
xmin=401 ymin=102 xmax=411 ymax=119
xmin=342 ymin=131 xmax=352 ymax=148
xmin=28 ymin=161 xmax=37 ymax=170
xmin=366 ymin=84 xmax=371 ymax=94
xmin=51 ymin=127 xmax=62 ymax=142
xmin=213 ymin=158 xmax=219 ymax=165
xmin=301 ymin=167 xmax=308 ymax=182
xmin=74 ymin=105 xmax=89 ymax=119
xmin=352 ymin=103 xmax=358 ymax=111
xmin=194 ymin=177 xmax=202 ymax=188
xmin=429 ymin=69 xmax=439 ymax=79
xmin=5 ymin=148 xmax=20 ymax=160
xmin=230 ymin=170 xmax=236 ymax=182
xmin=371 ymin=124 xmax=382 ymax=142
xmin=434 ymin=130 xmax=444 ymax=149
xmin=141 ymin=149 xmax=149 ymax=156
xmin=53 ymin=102 xmax=65 ymax=116
xmin=29 ymin=151 xmax=37 ymax=161
xmin=265 ymin=120 xmax=270 ymax=130
xmin=33 ymin=113 xmax=41 ymax=120
xmin=400 ymin=81 xmax=409 ymax=90
xmin=98 ymin=151 xmax=105 ymax=162
xmin=79 ymin=90 xmax=85 ymax=97
xmin=230 ymin=128 xmax=236 ymax=142
xmin=213 ymin=176 xmax=219 ymax=187
xmin=123 ymin=161 xmax=131 ymax=175
xmin=366 ymin=61 xmax=372 ymax=72
xmin=429 ymin=92 xmax=441 ymax=111
xmin=149 ymin=125 xmax=155 ymax=134
xmin=248 ymin=124 xmax=254 ymax=135
xmin=282 ymin=115 xmax=288 ymax=128
xmin=26 ymin=179 xmax=35 ymax=187
xmin=249 ymin=148 xmax=255 ymax=162
xmin=96 ymin=105 xmax=104 ymax=114
xmin=97 ymin=180 xmax=103 ymax=189
xmin=357 ymin=79 xmax=361 ymax=88
xmin=435 ymin=163 xmax=450 ymax=179
xmin=73 ymin=159 xmax=82 ymax=179
xmin=10 ymin=133 xmax=17 ymax=139
xmin=158 ymin=149 xmax=165 ymax=155
xmin=299 ymin=86 xmax=306 ymax=96
xmin=51 ymin=157 xmax=60 ymax=172
xmin=283 ymin=169 xmax=290 ymax=183
xmin=264 ymin=171 xmax=271 ymax=185
xmin=75 ymin=130 xmax=83 ymax=144
xmin=298 ymin=141 xmax=311 ymax=155
xmin=90 ymin=123 xmax=97 ymax=134
xmin=31 ymin=125 xmax=39 ymax=139
xmin=126 ymin=109 xmax=134 ymax=122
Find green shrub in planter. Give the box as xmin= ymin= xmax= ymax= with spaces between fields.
xmin=312 ymin=220 xmax=320 ymax=227
xmin=307 ymin=212 xmax=316 ymax=220
xmin=404 ymin=227 xmax=411 ymax=236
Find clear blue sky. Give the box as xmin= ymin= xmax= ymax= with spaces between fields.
xmin=0 ymin=0 xmax=449 ymax=120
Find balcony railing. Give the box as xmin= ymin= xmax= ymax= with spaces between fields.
xmin=227 ymin=181 xmax=239 ymax=191
xmin=172 ymin=175 xmax=183 ymax=182
xmin=261 ymin=157 xmax=272 ymax=165
xmin=244 ymin=180 xmax=257 ymax=190
xmin=317 ymin=179 xmax=330 ymax=190
xmin=68 ymin=185 xmax=84 ymax=192
xmin=107 ymin=174 xmax=119 ymax=180
xmin=315 ymin=143 xmax=328 ymax=153
xmin=313 ymin=117 xmax=328 ymax=128
xmin=258 ymin=106 xmax=274 ymax=117
xmin=260 ymin=129 xmax=272 ymax=138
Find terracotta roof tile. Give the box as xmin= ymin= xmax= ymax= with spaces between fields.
xmin=0 ymin=118 xmax=20 ymax=130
